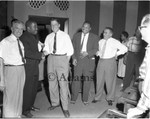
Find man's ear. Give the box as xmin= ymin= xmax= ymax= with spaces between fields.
xmin=27 ymin=26 xmax=30 ymax=31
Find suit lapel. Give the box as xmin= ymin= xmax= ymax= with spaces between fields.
xmin=78 ymin=33 xmax=82 ymax=51
xmin=86 ymin=33 xmax=91 ymax=51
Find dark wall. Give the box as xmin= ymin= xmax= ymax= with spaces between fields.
xmin=0 ymin=1 xmax=7 ymax=29
xmin=85 ymin=1 xmax=100 ymax=35
xmin=137 ymin=1 xmax=150 ymax=27
xmin=112 ymin=1 xmax=127 ymax=39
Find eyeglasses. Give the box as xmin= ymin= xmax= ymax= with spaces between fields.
xmin=138 ymin=26 xmax=147 ymax=31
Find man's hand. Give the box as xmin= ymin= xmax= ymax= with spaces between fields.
xmin=127 ymin=107 xmax=145 ymax=119
xmin=80 ymin=51 xmax=88 ymax=59
xmin=96 ymin=51 xmax=100 ymax=56
xmin=73 ymin=59 xmax=77 ymax=66
xmin=41 ymin=52 xmax=45 ymax=60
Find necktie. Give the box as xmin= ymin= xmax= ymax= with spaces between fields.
xmin=80 ymin=34 xmax=86 ymax=52
xmin=17 ymin=39 xmax=25 ymax=63
xmin=101 ymin=40 xmax=107 ymax=58
xmin=53 ymin=33 xmax=57 ymax=54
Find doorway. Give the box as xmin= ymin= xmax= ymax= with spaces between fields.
xmin=28 ymin=15 xmax=69 ymax=43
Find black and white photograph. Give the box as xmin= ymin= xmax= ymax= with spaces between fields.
xmin=0 ymin=0 xmax=150 ymax=118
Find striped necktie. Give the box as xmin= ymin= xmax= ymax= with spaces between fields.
xmin=17 ymin=39 xmax=25 ymax=63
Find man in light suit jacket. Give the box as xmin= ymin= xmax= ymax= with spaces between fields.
xmin=71 ymin=21 xmax=99 ymax=105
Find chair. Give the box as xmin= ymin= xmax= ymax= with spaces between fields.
xmin=98 ymin=78 xmax=149 ymax=118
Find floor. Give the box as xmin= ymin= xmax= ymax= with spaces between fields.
xmin=31 ymin=78 xmax=123 ymax=119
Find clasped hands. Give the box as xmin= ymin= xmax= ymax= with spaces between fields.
xmin=80 ymin=51 xmax=88 ymax=59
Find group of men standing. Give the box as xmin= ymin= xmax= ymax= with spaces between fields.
xmin=0 ymin=18 xmax=128 ymax=118
xmin=1 ymin=13 xmax=150 ymax=118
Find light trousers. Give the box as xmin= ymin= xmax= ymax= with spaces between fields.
xmin=47 ymin=55 xmax=70 ymax=110
xmin=95 ymin=57 xmax=117 ymax=101
xmin=3 ymin=65 xmax=25 ymax=118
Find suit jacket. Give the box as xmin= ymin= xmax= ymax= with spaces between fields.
xmin=20 ymin=31 xmax=42 ymax=61
xmin=72 ymin=32 xmax=99 ymax=70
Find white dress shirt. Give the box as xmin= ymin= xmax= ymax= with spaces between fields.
xmin=97 ymin=37 xmax=128 ymax=59
xmin=81 ymin=33 xmax=89 ymax=52
xmin=137 ymin=46 xmax=150 ymax=110
xmin=43 ymin=30 xmax=74 ymax=56
xmin=0 ymin=34 xmax=24 ymax=65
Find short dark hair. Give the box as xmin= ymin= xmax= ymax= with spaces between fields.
xmin=50 ymin=18 xmax=60 ymax=24
xmin=11 ymin=19 xmax=24 ymax=28
xmin=105 ymin=27 xmax=113 ymax=34
xmin=83 ymin=21 xmax=92 ymax=27
xmin=11 ymin=18 xmax=18 ymax=26
xmin=25 ymin=20 xmax=36 ymax=28
xmin=121 ymin=31 xmax=129 ymax=38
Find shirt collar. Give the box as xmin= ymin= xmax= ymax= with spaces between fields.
xmin=82 ymin=32 xmax=89 ymax=37
xmin=10 ymin=34 xmax=18 ymax=41
xmin=54 ymin=30 xmax=60 ymax=34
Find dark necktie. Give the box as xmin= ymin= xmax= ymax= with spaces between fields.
xmin=17 ymin=39 xmax=25 ymax=63
xmin=53 ymin=33 xmax=57 ymax=54
xmin=80 ymin=34 xmax=86 ymax=51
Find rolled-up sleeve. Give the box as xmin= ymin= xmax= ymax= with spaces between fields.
xmin=43 ymin=35 xmax=51 ymax=55
xmin=116 ymin=40 xmax=128 ymax=56
xmin=65 ymin=35 xmax=74 ymax=56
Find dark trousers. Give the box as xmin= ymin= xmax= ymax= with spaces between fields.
xmin=122 ymin=52 xmax=143 ymax=91
xmin=23 ymin=59 xmax=39 ymax=113
xmin=71 ymin=57 xmax=94 ymax=102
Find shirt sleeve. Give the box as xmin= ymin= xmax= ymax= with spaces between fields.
xmin=138 ymin=49 xmax=150 ymax=110
xmin=0 ymin=42 xmax=4 ymax=87
xmin=0 ymin=43 xmax=2 ymax=59
xmin=116 ymin=40 xmax=128 ymax=56
xmin=43 ymin=35 xmax=50 ymax=55
xmin=65 ymin=34 xmax=74 ymax=56
xmin=137 ymin=93 xmax=149 ymax=111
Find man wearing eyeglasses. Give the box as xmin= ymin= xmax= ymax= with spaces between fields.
xmin=127 ymin=14 xmax=150 ymax=118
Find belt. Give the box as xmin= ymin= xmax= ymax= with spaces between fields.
xmin=129 ymin=51 xmax=139 ymax=54
xmin=50 ymin=53 xmax=67 ymax=56
xmin=5 ymin=64 xmax=24 ymax=66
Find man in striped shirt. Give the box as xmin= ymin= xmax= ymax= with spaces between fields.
xmin=127 ymin=14 xmax=150 ymax=118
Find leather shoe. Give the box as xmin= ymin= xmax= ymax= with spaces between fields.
xmin=31 ymin=106 xmax=40 ymax=111
xmin=63 ymin=110 xmax=70 ymax=118
xmin=107 ymin=100 xmax=113 ymax=106
xmin=22 ymin=111 xmax=33 ymax=118
xmin=83 ymin=101 xmax=89 ymax=105
xmin=48 ymin=105 xmax=59 ymax=110
xmin=92 ymin=99 xmax=100 ymax=103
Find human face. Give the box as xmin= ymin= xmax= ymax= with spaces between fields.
xmin=121 ymin=34 xmax=126 ymax=41
xmin=103 ymin=29 xmax=112 ymax=40
xmin=28 ymin=22 xmax=38 ymax=35
xmin=139 ymin=24 xmax=150 ymax=44
xmin=11 ymin=23 xmax=24 ymax=38
xmin=82 ymin=23 xmax=91 ymax=34
xmin=51 ymin=20 xmax=60 ymax=33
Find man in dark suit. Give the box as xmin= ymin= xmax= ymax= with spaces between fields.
xmin=71 ymin=21 xmax=99 ymax=105
xmin=20 ymin=20 xmax=45 ymax=118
